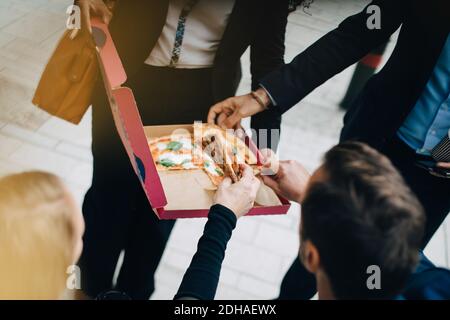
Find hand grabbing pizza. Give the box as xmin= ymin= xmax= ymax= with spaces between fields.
xmin=213 ymin=165 xmax=261 ymax=218
xmin=261 ymin=160 xmax=311 ymax=204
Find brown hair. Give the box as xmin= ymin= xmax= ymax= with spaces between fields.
xmin=302 ymin=142 xmax=425 ymax=299
xmin=0 ymin=172 xmax=76 ymax=299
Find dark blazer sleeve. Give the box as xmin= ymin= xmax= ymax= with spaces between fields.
xmin=260 ymin=0 xmax=407 ymax=113
xmin=174 ymin=205 xmax=237 ymax=300
xmin=250 ymin=0 xmax=289 ymax=90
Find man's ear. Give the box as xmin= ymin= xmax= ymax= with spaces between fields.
xmin=300 ymin=240 xmax=320 ymax=274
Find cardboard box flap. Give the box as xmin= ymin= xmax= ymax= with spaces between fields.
xmin=111 ymin=88 xmax=168 ymax=209
xmin=91 ymin=19 xmax=127 ymax=88
xmin=92 ymin=20 xmax=168 ymax=211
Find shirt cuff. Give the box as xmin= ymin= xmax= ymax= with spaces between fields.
xmin=259 ymin=84 xmax=278 ymax=107
xmin=208 ymin=204 xmax=237 ymax=228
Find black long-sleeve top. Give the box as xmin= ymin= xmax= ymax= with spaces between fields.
xmin=174 ymin=205 xmax=237 ymax=300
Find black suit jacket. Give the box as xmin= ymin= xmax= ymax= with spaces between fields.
xmin=105 ymin=0 xmax=289 ymax=103
xmin=261 ymin=0 xmax=450 ymax=150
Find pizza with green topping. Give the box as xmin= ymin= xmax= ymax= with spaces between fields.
xmin=148 ymin=123 xmax=259 ymax=186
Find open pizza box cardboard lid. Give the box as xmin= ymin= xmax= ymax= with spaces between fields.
xmin=92 ymin=20 xmax=290 ymax=219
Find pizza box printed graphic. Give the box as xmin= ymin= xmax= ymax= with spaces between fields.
xmin=92 ymin=20 xmax=290 ymax=219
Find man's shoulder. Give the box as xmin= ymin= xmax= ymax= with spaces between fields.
xmin=401 ymin=263 xmax=450 ymax=300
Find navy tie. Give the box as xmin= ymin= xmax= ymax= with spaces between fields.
xmin=169 ymin=0 xmax=200 ymax=67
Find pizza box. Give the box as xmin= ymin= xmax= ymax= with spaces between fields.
xmin=92 ymin=20 xmax=291 ymax=219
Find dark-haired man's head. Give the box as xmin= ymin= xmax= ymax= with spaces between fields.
xmin=299 ymin=142 xmax=425 ymax=300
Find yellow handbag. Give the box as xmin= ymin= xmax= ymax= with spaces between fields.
xmin=32 ymin=0 xmax=118 ymax=125
xmin=32 ymin=28 xmax=99 ymax=125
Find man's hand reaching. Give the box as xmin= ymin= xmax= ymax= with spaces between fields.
xmin=213 ymin=165 xmax=261 ymax=218
xmin=261 ymin=160 xmax=311 ymax=204
xmin=207 ymin=88 xmax=271 ymax=129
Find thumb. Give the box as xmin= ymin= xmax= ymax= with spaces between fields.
xmin=97 ymin=5 xmax=112 ymax=24
xmin=207 ymin=102 xmax=224 ymax=124
xmin=240 ymin=164 xmax=254 ymax=181
xmin=260 ymin=148 xmax=276 ymax=168
xmin=222 ymin=110 xmax=242 ymax=129
xmin=261 ymin=175 xmax=280 ymax=193
xmin=219 ymin=177 xmax=232 ymax=189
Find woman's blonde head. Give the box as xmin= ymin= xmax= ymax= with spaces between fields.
xmin=0 ymin=171 xmax=80 ymax=300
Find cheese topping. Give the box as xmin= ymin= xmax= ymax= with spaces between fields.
xmin=159 ymin=152 xmax=192 ymax=165
xmin=157 ymin=142 xmax=168 ymax=151
xmin=182 ymin=161 xmax=198 ymax=170
xmin=179 ymin=137 xmax=193 ymax=150
xmin=202 ymin=153 xmax=224 ymax=177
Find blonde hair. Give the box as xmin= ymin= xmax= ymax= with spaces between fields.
xmin=0 ymin=172 xmax=76 ymax=300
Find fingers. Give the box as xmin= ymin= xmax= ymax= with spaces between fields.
xmin=260 ymin=148 xmax=277 ymax=167
xmin=222 ymin=110 xmax=243 ymax=129
xmin=437 ymin=162 xmax=450 ymax=169
xmin=260 ymin=148 xmax=279 ymax=176
xmin=216 ymin=113 xmax=229 ymax=127
xmin=93 ymin=2 xmax=112 ymax=24
xmin=208 ymin=98 xmax=241 ymax=128
xmin=240 ymin=164 xmax=254 ymax=181
xmin=261 ymin=175 xmax=280 ymax=194
xmin=234 ymin=122 xmax=244 ymax=131
xmin=219 ymin=177 xmax=232 ymax=189
xmin=207 ymin=103 xmax=221 ymax=124
xmin=240 ymin=164 xmax=260 ymax=197
xmin=208 ymin=101 xmax=231 ymax=124
xmin=79 ymin=0 xmax=113 ymax=36
xmin=250 ymin=175 xmax=261 ymax=195
xmin=259 ymin=148 xmax=272 ymax=163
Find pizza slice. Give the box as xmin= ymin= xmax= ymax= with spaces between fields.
xmin=200 ymin=126 xmax=238 ymax=182
xmin=194 ymin=123 xmax=261 ymax=185
xmin=201 ymin=151 xmax=225 ymax=186
xmin=223 ymin=128 xmax=259 ymax=180
xmin=148 ymin=133 xmax=199 ymax=171
xmin=148 ymin=131 xmax=227 ymax=187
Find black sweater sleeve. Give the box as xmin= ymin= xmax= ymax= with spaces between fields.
xmin=174 ymin=204 xmax=237 ymax=300
xmin=260 ymin=0 xmax=405 ymax=113
xmin=250 ymin=0 xmax=289 ymax=91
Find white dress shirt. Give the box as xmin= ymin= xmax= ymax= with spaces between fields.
xmin=145 ymin=0 xmax=235 ymax=69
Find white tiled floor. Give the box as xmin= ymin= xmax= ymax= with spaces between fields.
xmin=0 ymin=0 xmax=448 ymax=300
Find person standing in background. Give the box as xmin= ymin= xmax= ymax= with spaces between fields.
xmin=75 ymin=0 xmax=289 ymax=299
